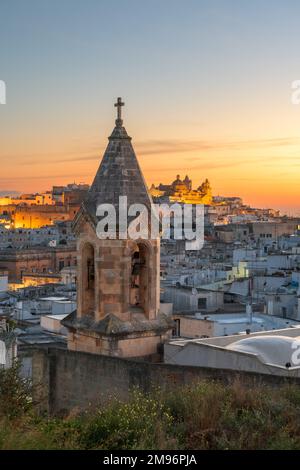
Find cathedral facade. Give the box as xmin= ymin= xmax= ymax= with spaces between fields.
xmin=150 ymin=175 xmax=212 ymax=205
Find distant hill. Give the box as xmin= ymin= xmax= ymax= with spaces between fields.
xmin=0 ymin=190 xmax=20 ymax=197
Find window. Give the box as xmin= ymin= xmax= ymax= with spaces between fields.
xmin=282 ymin=307 xmax=287 ymax=318
xmin=87 ymin=258 xmax=95 ymax=288
xmin=172 ymin=319 xmax=181 ymax=337
xmin=20 ymin=268 xmax=26 ymax=278
xmin=80 ymin=243 xmax=95 ymax=315
xmin=198 ymin=298 xmax=207 ymax=309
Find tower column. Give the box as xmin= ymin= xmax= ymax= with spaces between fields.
xmin=63 ymin=98 xmax=173 ymax=357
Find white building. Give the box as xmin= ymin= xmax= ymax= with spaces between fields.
xmin=265 ymin=291 xmax=299 ymax=319
xmin=40 ymin=314 xmax=68 ymax=334
xmin=165 ymin=326 xmax=300 ymax=377
xmin=162 ymin=286 xmax=224 ymax=313
xmin=60 ymin=266 xmax=76 ymax=285
xmin=0 ymin=318 xmax=17 ymax=369
xmin=0 ymin=270 xmax=8 ymax=295
xmin=173 ymin=311 xmax=298 ymax=338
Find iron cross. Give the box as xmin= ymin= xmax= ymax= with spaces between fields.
xmin=114 ymin=97 xmax=124 ymax=120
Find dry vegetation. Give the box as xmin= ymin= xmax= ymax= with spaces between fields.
xmin=1 ymin=363 xmax=300 ymax=449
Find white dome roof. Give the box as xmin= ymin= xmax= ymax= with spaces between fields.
xmin=226 ymin=335 xmax=300 ymax=366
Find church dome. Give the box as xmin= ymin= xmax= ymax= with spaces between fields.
xmin=172 ymin=175 xmax=187 ymax=192
xmin=172 ymin=174 xmax=182 ymax=186
xmin=198 ymin=178 xmax=211 ymax=193
xmin=226 ymin=335 xmax=300 ymax=367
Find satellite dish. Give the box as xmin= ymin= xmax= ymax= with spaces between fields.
xmin=192 ymin=288 xmax=197 ymax=295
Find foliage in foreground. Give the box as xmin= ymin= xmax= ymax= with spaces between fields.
xmin=0 ymin=361 xmax=32 ymax=419
xmin=1 ymin=364 xmax=300 ymax=449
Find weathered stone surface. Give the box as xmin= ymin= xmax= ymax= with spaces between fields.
xmin=77 ymin=119 xmax=153 ymax=229
xmin=63 ymin=311 xmax=173 ymax=337
xmin=28 ymin=347 xmax=300 ymax=415
xmin=64 ymin=101 xmax=172 ymax=357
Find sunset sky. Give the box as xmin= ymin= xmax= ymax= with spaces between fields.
xmin=1 ymin=0 xmax=300 ymax=214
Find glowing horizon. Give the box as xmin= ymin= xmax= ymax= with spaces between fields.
xmin=1 ymin=0 xmax=300 ymax=216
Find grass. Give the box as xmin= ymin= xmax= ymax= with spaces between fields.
xmin=2 ymin=365 xmax=300 ymax=449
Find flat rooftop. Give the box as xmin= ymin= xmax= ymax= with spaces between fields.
xmin=43 ymin=314 xmax=68 ymax=320
xmin=39 ymin=297 xmax=70 ymax=301
xmin=176 ymin=312 xmax=299 ymax=328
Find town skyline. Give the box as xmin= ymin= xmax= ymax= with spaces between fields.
xmin=2 ymin=124 xmax=300 ymax=216
xmin=1 ymin=0 xmax=300 ymax=215
xmin=1 ymin=116 xmax=300 ymax=217
xmin=1 ymin=93 xmax=300 ymax=216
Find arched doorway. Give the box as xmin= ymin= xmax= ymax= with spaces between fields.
xmin=81 ymin=242 xmax=95 ymax=316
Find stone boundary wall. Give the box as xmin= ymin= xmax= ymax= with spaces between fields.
xmin=27 ymin=347 xmax=300 ymax=415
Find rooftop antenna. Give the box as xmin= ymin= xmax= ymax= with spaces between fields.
xmin=246 ymin=275 xmax=253 ymax=325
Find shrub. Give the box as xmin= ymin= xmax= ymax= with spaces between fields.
xmin=1 ymin=377 xmax=300 ymax=449
xmin=79 ymin=389 xmax=173 ymax=449
xmin=0 ymin=361 xmax=32 ymax=419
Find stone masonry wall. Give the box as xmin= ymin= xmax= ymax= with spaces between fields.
xmin=29 ymin=347 xmax=300 ymax=415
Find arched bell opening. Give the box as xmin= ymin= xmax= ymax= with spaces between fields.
xmin=129 ymin=241 xmax=151 ymax=316
xmin=80 ymin=242 xmax=95 ymax=316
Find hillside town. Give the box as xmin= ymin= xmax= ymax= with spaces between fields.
xmin=4 ymin=0 xmax=300 ymax=457
xmin=0 ymin=101 xmax=300 ymax=391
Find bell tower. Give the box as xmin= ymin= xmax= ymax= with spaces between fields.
xmin=63 ymin=99 xmax=172 ymax=357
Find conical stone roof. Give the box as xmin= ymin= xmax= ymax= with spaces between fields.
xmin=82 ymin=99 xmax=153 ymax=227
